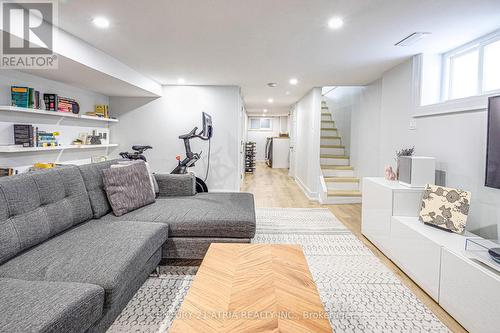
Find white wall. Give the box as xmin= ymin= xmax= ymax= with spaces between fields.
xmin=247 ymin=117 xmax=280 ymax=161
xmin=350 ymin=81 xmax=382 ymax=179
xmin=0 ymin=70 xmax=113 ymax=170
xmin=239 ymin=101 xmax=248 ymax=186
xmin=350 ymin=58 xmax=500 ymax=239
xmin=280 ymin=116 xmax=289 ymax=133
xmin=294 ymin=88 xmax=322 ymax=199
xmin=110 ymin=85 xmax=241 ymax=192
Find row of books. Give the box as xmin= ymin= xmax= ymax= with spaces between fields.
xmin=11 ymin=86 xmax=80 ymax=114
xmin=14 ymin=124 xmax=59 ymax=148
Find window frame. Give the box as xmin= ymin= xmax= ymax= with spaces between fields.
xmin=442 ymin=31 xmax=500 ymax=102
xmin=248 ymin=117 xmax=273 ymax=131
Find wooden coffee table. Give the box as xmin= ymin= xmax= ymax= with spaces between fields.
xmin=169 ymin=243 xmax=332 ymax=332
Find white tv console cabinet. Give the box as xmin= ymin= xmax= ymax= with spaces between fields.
xmin=362 ymin=177 xmax=500 ymax=333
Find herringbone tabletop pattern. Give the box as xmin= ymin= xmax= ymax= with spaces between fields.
xmin=169 ymin=243 xmax=332 ymax=333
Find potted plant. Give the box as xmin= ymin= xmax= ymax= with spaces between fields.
xmin=395 ymin=146 xmax=415 ymax=180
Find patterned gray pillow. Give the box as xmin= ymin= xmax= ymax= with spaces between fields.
xmin=102 ymin=162 xmax=155 ymax=216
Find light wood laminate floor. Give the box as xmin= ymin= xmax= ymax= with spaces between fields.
xmin=241 ymin=163 xmax=467 ymax=333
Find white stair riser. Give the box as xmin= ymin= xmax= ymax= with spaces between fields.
xmin=326 ymin=181 xmax=360 ymax=191
xmin=320 ymin=147 xmax=344 ymax=155
xmin=321 ymin=114 xmax=332 ymax=121
xmin=321 ymin=122 xmax=335 ymax=129
xmin=321 ymin=130 xmax=338 ymax=136
xmin=320 ymin=158 xmax=349 ymax=165
xmin=321 ymin=138 xmax=341 ymax=145
xmin=322 ymin=169 xmax=355 ymax=177
xmin=324 ymin=196 xmax=362 ymax=204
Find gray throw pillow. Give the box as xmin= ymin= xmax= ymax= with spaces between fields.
xmin=102 ymin=162 xmax=155 ymax=216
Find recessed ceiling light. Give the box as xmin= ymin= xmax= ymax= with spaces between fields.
xmin=289 ymin=78 xmax=298 ymax=85
xmin=263 ymin=109 xmax=268 ymax=113
xmin=267 ymin=98 xmax=274 ymax=103
xmin=285 ymin=91 xmax=290 ymax=95
xmin=328 ymin=17 xmax=344 ymax=30
xmin=92 ymin=17 xmax=110 ymax=29
xmin=177 ymin=78 xmax=186 ymax=84
xmin=267 ymin=82 xmax=278 ymax=87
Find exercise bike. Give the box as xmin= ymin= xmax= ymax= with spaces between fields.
xmin=119 ymin=113 xmax=213 ymax=193
xmin=171 ymin=112 xmax=213 ymax=193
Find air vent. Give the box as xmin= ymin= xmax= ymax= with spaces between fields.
xmin=267 ymin=82 xmax=278 ymax=87
xmin=395 ymin=32 xmax=431 ymax=47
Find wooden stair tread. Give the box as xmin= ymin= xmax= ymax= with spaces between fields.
xmin=321 ymin=144 xmax=345 ymax=148
xmin=321 ymin=136 xmax=341 ymax=139
xmin=321 ymin=165 xmax=354 ymax=170
xmin=321 ymin=120 xmax=335 ymax=123
xmin=320 ymin=128 xmax=337 ymax=131
xmin=320 ymin=154 xmax=349 ymax=159
xmin=327 ymin=190 xmax=362 ymax=197
xmin=324 ymin=177 xmax=360 ymax=183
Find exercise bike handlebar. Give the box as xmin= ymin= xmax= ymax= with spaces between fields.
xmin=178 ymin=126 xmax=211 ymax=141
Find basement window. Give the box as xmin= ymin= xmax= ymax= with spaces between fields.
xmin=249 ymin=117 xmax=272 ymax=130
xmin=443 ymin=31 xmax=500 ymax=101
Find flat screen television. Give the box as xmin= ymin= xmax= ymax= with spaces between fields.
xmin=485 ymin=95 xmax=500 ymax=188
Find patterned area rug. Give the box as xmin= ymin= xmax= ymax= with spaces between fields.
xmin=108 ymin=208 xmax=449 ymax=332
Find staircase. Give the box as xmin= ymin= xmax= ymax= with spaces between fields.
xmin=319 ymin=100 xmax=362 ymax=204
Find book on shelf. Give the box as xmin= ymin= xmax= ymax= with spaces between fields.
xmin=14 ymin=124 xmax=33 ymax=147
xmin=11 ymin=86 xmax=29 ymax=108
xmin=34 ymin=90 xmax=40 ymax=109
xmin=94 ymin=104 xmax=109 ymax=118
xmin=28 ymin=88 xmax=35 ymax=108
xmin=57 ymin=97 xmax=72 ymax=113
xmin=43 ymin=93 xmax=58 ymax=111
xmin=57 ymin=97 xmax=79 ymax=114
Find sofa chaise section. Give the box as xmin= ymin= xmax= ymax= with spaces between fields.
xmin=92 ymin=169 xmax=257 ymax=259
xmin=101 ymin=192 xmax=256 ymax=238
xmin=0 ymin=278 xmax=104 ymax=333
xmin=103 ymin=191 xmax=256 ymax=259
xmin=76 ymin=160 xmax=256 ymax=259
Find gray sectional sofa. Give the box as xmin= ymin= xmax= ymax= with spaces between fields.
xmin=0 ymin=160 xmax=256 ymax=333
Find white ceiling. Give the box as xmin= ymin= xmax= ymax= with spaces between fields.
xmin=56 ymin=0 xmax=500 ymax=114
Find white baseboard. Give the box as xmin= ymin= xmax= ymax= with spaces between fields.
xmin=295 ymin=176 xmax=319 ymax=202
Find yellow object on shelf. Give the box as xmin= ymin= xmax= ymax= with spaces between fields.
xmin=94 ymin=104 xmax=109 ymax=118
xmin=33 ymin=162 xmax=56 ymax=169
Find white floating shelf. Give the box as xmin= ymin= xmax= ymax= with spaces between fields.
xmin=79 ymin=114 xmax=119 ymax=122
xmin=0 ymin=106 xmax=119 ymax=123
xmin=0 ymin=143 xmax=118 ymax=153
